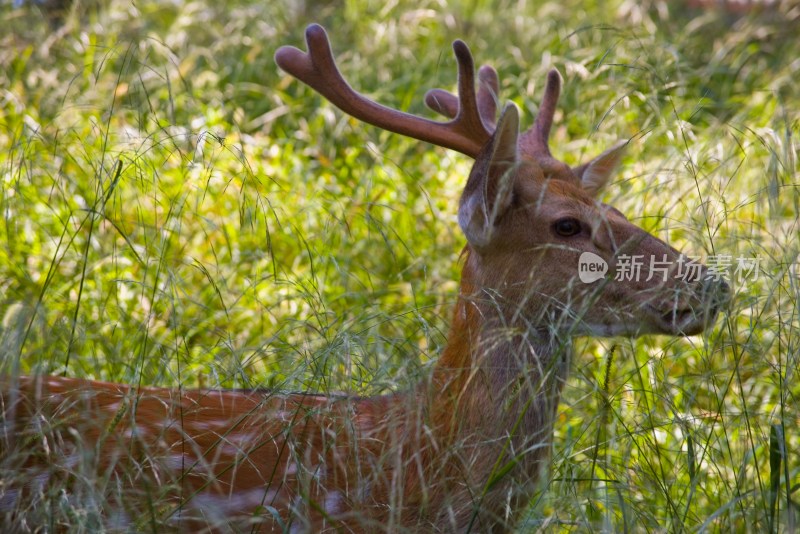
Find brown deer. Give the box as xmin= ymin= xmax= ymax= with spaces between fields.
xmin=0 ymin=24 xmax=728 ymax=533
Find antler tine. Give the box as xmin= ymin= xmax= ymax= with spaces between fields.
xmin=275 ymin=24 xmax=491 ymax=158
xmin=520 ymin=69 xmax=562 ymax=157
xmin=425 ymin=64 xmax=499 ymax=132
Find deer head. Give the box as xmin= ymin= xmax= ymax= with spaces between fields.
xmin=275 ymin=24 xmax=729 ymax=342
xmin=457 ymin=103 xmax=731 ymax=341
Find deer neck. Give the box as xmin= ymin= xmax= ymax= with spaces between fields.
xmin=427 ymin=253 xmax=571 ymax=478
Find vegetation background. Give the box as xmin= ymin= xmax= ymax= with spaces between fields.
xmin=1 ymin=0 xmax=798 ymax=530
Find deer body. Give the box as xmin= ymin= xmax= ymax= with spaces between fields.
xmin=3 ymin=278 xmax=569 ymax=532
xmin=1 ymin=24 xmax=728 ymax=532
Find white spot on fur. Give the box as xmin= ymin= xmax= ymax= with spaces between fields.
xmin=62 ymin=453 xmax=81 ymax=469
xmin=163 ymin=454 xmax=186 ymax=471
xmin=228 ymin=432 xmax=259 ymax=446
xmin=189 ymin=492 xmax=226 ymax=509
xmin=28 ymin=472 xmax=50 ymax=490
xmin=274 ymin=410 xmax=293 ymax=422
xmin=219 ymin=443 xmax=245 ymax=457
xmin=190 ymin=420 xmax=217 ymax=431
xmin=45 ymin=393 xmax=64 ymax=404
xmin=121 ymin=426 xmax=150 ymax=440
xmin=107 ymin=509 xmax=131 ymax=529
xmin=324 ymin=491 xmax=343 ymax=514
xmin=0 ymin=489 xmax=19 ymax=511
xmin=289 ymin=494 xmax=303 ymax=514
xmin=198 ymin=488 xmax=276 ymax=511
xmin=47 ymin=378 xmax=65 ymax=388
xmin=284 ymin=461 xmax=298 ymax=475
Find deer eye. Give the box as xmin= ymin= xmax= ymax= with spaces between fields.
xmin=553 ymin=218 xmax=582 ymax=237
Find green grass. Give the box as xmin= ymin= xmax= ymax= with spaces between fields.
xmin=1 ymin=0 xmax=798 ymax=530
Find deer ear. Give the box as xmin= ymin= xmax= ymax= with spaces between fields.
xmin=458 ymin=103 xmax=520 ymax=249
xmin=573 ymin=140 xmax=628 ymax=196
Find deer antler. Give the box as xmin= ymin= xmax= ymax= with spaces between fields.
xmin=274 ymin=24 xmax=494 ymax=158
xmin=518 ymin=69 xmax=562 ymax=158
xmin=424 ymin=64 xmax=500 ymax=132
xmin=423 ymin=62 xmax=563 ymax=162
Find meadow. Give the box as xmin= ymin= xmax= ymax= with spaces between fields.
xmin=1 ymin=0 xmax=798 ymax=530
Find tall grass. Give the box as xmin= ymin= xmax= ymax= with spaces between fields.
xmin=1 ymin=0 xmax=798 ymax=530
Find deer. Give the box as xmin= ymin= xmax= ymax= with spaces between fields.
xmin=0 ymin=24 xmax=729 ymax=533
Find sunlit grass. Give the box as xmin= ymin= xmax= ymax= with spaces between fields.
xmin=1 ymin=0 xmax=798 ymax=530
